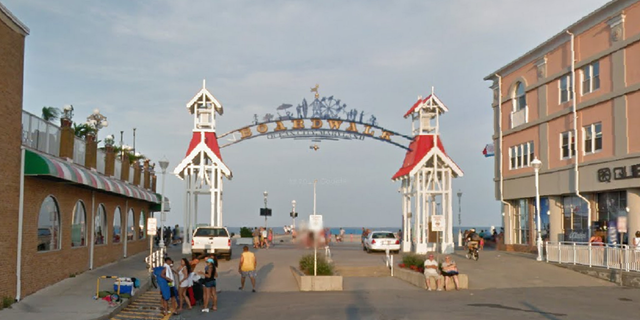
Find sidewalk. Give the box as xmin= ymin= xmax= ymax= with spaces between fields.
xmin=0 ymin=245 xmax=182 ymax=320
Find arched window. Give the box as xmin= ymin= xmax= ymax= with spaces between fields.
xmin=513 ymin=82 xmax=526 ymax=111
xmin=95 ymin=204 xmax=107 ymax=245
xmin=127 ymin=209 xmax=135 ymax=241
xmin=113 ymin=207 xmax=122 ymax=243
xmin=139 ymin=211 xmax=146 ymax=239
xmin=71 ymin=201 xmax=87 ymax=247
xmin=38 ymin=196 xmax=60 ymax=252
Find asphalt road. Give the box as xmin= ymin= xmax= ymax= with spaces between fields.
xmin=154 ymin=240 xmax=640 ymax=320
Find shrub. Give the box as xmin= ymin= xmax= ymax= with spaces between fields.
xmin=402 ymin=254 xmax=425 ymax=270
xmin=299 ymin=254 xmax=333 ymax=276
xmin=240 ymin=227 xmax=253 ymax=238
xmin=1 ymin=296 xmax=14 ymax=310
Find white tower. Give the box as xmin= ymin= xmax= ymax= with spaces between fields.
xmin=174 ymin=80 xmax=232 ymax=254
xmin=392 ymin=88 xmax=463 ymax=254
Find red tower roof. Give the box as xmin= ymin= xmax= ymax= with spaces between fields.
xmin=185 ymin=131 xmax=223 ymax=161
xmin=392 ymin=134 xmax=463 ymax=180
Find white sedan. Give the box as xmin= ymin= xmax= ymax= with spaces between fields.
xmin=363 ymin=231 xmax=400 ymax=253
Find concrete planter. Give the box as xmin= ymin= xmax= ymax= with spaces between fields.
xmin=290 ymin=266 xmax=343 ymax=291
xmin=235 ymin=238 xmax=253 ymax=245
xmin=393 ymin=266 xmax=468 ymax=290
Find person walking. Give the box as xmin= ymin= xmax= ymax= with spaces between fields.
xmin=238 ymin=246 xmax=257 ymax=292
xmin=198 ymin=258 xmax=217 ymax=312
xmin=268 ymin=228 xmax=274 ymax=247
xmin=253 ymin=228 xmax=260 ymax=249
xmin=177 ymin=258 xmax=192 ymax=313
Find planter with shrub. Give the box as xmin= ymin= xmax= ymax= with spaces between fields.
xmin=290 ymin=254 xmax=342 ymax=291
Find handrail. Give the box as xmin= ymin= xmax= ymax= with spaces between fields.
xmin=547 ymin=241 xmax=639 ymax=273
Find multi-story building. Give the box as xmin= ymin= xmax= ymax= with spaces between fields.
xmin=485 ymin=0 xmax=640 ymax=251
xmin=0 ymin=2 xmax=164 ymax=300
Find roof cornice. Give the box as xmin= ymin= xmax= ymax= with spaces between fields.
xmin=0 ymin=1 xmax=29 ymax=36
xmin=484 ymin=0 xmax=633 ymax=81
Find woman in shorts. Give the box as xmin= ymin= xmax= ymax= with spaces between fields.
xmin=441 ymin=256 xmax=460 ymax=291
xmin=198 ymin=258 xmax=217 ymax=312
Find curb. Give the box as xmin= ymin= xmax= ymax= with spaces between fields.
xmin=95 ymin=275 xmax=152 ymax=320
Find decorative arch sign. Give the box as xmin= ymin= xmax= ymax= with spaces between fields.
xmin=217 ymin=85 xmax=412 ymax=150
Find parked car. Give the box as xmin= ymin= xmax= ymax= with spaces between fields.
xmin=191 ymin=226 xmax=232 ymax=260
xmin=363 ymin=231 xmax=400 ymax=253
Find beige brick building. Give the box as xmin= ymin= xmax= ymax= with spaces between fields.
xmin=0 ymin=2 xmax=163 ymax=300
xmin=485 ymin=0 xmax=640 ymax=251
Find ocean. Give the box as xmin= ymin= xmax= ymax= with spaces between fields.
xmin=224 ymin=226 xmax=499 ymax=236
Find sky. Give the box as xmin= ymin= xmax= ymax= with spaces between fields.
xmin=5 ymin=0 xmax=607 ymax=229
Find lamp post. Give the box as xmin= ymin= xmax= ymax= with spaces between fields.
xmin=291 ymin=200 xmax=297 ymax=229
xmin=263 ymin=191 xmax=268 ymax=229
xmin=158 ymin=159 xmax=169 ymax=248
xmin=86 ymin=108 xmax=109 ymax=138
xmin=457 ymin=190 xmax=462 ymax=226
xmin=531 ymin=157 xmax=543 ymax=261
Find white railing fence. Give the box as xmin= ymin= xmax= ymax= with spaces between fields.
xmin=324 ymin=246 xmax=332 ymax=263
xmin=546 ymin=241 xmax=640 ymax=272
xmin=145 ymin=247 xmax=166 ymax=270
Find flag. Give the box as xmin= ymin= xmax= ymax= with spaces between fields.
xmin=482 ymin=143 xmax=495 ymax=157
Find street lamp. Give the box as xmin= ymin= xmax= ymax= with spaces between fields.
xmin=291 ymin=200 xmax=297 ymax=229
xmin=457 ymin=189 xmax=462 ymax=226
xmin=158 ymin=158 xmax=169 ymax=248
xmin=531 ymin=157 xmax=543 ymax=262
xmin=263 ymin=191 xmax=268 ymax=229
xmin=86 ymin=108 xmax=108 ymax=138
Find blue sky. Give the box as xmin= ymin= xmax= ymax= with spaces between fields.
xmin=6 ymin=0 xmax=606 ymax=229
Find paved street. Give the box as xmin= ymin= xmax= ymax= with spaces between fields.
xmin=149 ymin=240 xmax=640 ymax=320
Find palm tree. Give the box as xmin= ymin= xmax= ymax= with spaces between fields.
xmin=41 ymin=106 xmax=61 ymax=122
xmin=72 ymin=123 xmax=96 ymax=138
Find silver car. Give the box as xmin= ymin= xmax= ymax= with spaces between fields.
xmin=363 ymin=231 xmax=400 ymax=253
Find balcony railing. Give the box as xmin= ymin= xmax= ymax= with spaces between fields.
xmin=22 ymin=111 xmax=61 ymax=156
xmin=73 ymin=136 xmax=85 ymax=165
xmin=128 ymin=166 xmax=135 ymax=184
xmin=114 ymin=157 xmax=122 ymax=179
xmin=96 ymin=149 xmax=106 ymax=174
xmin=510 ymin=107 xmax=528 ymax=129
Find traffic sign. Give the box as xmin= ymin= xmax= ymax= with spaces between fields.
xmin=147 ymin=218 xmax=157 ymax=235
xmin=309 ymin=215 xmax=323 ymax=231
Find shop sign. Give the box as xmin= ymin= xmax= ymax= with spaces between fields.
xmin=597 ymin=164 xmax=640 ymax=183
xmin=565 ymin=230 xmax=588 ymax=242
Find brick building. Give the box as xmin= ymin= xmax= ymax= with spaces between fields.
xmin=0 ymin=2 xmax=164 ymax=300
xmin=485 ymin=0 xmax=640 ymax=251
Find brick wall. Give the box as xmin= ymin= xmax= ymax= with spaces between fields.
xmin=20 ymin=177 xmax=153 ymax=297
xmin=0 ymin=13 xmax=26 ymax=298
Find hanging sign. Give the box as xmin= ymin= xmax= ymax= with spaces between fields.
xmin=617 ymin=216 xmax=628 ymax=233
xmin=147 ymin=218 xmax=157 ymax=236
xmin=431 ymin=215 xmax=445 ymax=232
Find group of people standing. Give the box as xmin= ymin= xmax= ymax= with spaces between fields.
xmin=157 ymin=254 xmax=218 ymax=315
xmin=154 ymin=224 xmax=182 ymax=247
xmin=252 ymin=227 xmax=274 ymax=249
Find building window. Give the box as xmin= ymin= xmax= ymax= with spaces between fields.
xmin=597 ymin=191 xmax=627 ymax=222
xmin=38 ymin=196 xmax=60 ymax=252
xmin=139 ymin=211 xmax=146 ymax=240
xmin=513 ymin=199 xmax=530 ymax=245
xmin=582 ymin=61 xmax=600 ymax=95
xmin=559 ymin=74 xmax=573 ymax=103
xmin=509 ymin=141 xmax=535 ymax=170
xmin=583 ymin=122 xmax=602 ymax=154
xmin=113 ymin=207 xmax=122 ymax=243
xmin=563 ymin=196 xmax=589 ymax=232
xmin=560 ymin=131 xmax=575 ymax=159
xmin=95 ymin=204 xmax=107 ymax=245
xmin=71 ymin=201 xmax=87 ymax=247
xmin=513 ymin=82 xmax=526 ymax=111
xmin=127 ymin=209 xmax=135 ymax=241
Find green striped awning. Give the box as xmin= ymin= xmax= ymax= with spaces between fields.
xmin=25 ymin=149 xmax=160 ymax=204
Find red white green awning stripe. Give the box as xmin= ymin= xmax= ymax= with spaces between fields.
xmin=24 ymin=149 xmax=159 ymax=203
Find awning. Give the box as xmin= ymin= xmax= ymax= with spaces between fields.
xmin=24 ymin=149 xmax=160 ymax=204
